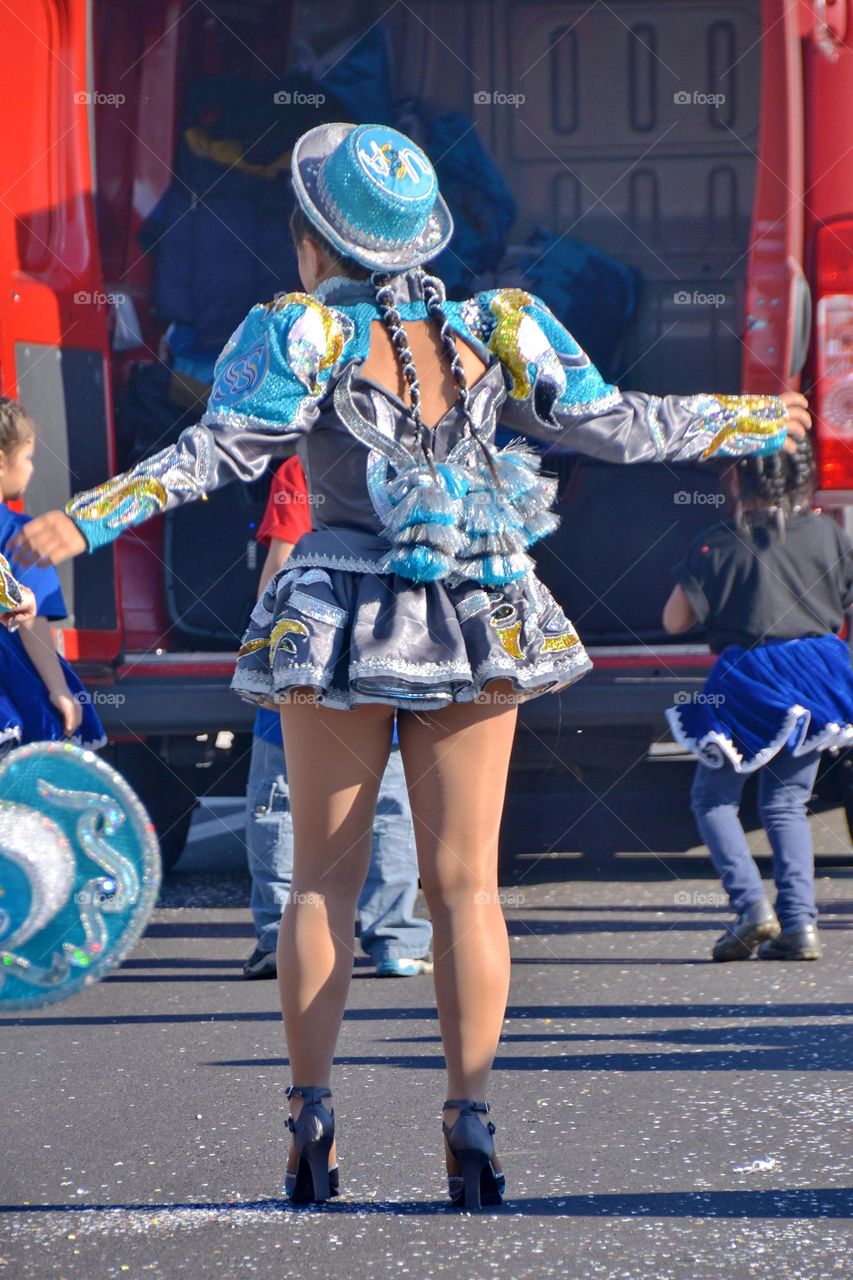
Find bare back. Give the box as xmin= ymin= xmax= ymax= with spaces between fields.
xmin=359 ymin=320 xmax=489 ymax=428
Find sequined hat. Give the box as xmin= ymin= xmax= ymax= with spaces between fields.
xmin=291 ymin=122 xmax=454 ymax=271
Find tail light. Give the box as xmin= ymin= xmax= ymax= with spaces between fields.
xmin=814 ymin=218 xmax=853 ymax=490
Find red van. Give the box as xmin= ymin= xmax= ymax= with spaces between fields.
xmin=1 ymin=1 xmax=852 ymax=868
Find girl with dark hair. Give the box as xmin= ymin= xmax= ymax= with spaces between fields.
xmin=13 ymin=123 xmax=809 ymax=1207
xmin=664 ymin=436 xmax=853 ymax=963
xmin=0 ymin=397 xmax=106 ymax=754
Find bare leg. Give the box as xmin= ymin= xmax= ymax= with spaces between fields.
xmin=397 ymin=683 xmax=518 ymax=1173
xmin=277 ymin=696 xmax=395 ymax=1166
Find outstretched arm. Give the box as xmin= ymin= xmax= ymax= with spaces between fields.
xmin=10 ymin=294 xmax=349 ymax=567
xmin=460 ymin=289 xmax=808 ymax=463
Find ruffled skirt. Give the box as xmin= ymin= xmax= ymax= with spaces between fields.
xmin=666 ymin=633 xmax=853 ymax=772
xmin=231 ymin=533 xmax=592 ymax=712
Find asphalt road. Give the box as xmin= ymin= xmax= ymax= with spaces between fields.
xmin=2 ymin=784 xmax=852 ymax=1279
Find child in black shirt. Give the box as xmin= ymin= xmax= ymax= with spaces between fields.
xmin=663 ymin=438 xmax=853 ymax=961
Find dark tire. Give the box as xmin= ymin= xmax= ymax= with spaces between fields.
xmin=102 ymin=742 xmax=198 ymax=872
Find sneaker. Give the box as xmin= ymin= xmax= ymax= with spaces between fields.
xmin=712 ymin=899 xmax=780 ymax=961
xmin=243 ymin=945 xmax=277 ymax=979
xmin=758 ymin=923 xmax=822 ymax=961
xmin=374 ymin=956 xmax=434 ymax=978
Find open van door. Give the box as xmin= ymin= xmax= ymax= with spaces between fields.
xmin=741 ymin=0 xmax=810 ymax=394
xmin=0 ymin=0 xmax=120 ymax=661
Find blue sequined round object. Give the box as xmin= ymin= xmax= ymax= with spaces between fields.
xmin=0 ymin=742 xmax=161 ymax=1010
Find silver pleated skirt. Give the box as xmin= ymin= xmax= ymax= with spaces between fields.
xmin=230 ymin=530 xmax=592 ymax=712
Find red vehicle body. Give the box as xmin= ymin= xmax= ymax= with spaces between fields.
xmin=1 ymin=1 xmax=852 ymax=866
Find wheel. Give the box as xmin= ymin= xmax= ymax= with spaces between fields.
xmin=102 ymin=742 xmax=199 ymax=872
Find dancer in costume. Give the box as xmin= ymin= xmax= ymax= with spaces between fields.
xmin=0 ymin=398 xmax=106 ymax=754
xmin=12 ymin=123 xmax=810 ymax=1208
xmin=243 ymin=454 xmax=432 ymax=981
xmin=664 ymin=437 xmax=850 ymax=962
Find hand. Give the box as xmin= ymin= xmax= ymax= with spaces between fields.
xmin=50 ymin=688 xmax=84 ymax=737
xmin=0 ymin=586 xmax=37 ymax=631
xmin=780 ymin=390 xmax=811 ymax=454
xmin=8 ymin=511 xmax=88 ymax=568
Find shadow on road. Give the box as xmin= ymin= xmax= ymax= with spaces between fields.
xmin=2 ymin=1187 xmax=851 ymax=1217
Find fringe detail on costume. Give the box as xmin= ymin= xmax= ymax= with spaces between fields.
xmin=492 ymin=440 xmax=561 ymax=545
xmin=379 ymin=458 xmax=468 ymax=583
xmin=378 ymin=440 xmax=559 ymax=587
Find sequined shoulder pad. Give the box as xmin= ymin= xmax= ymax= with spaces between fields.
xmin=210 ymin=292 xmax=357 ymax=403
xmin=453 ymin=288 xmax=612 ymax=408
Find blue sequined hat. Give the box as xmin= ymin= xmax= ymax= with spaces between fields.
xmin=291 ymin=122 xmax=454 ymax=271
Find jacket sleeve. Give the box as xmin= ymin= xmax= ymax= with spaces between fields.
xmin=65 ymin=293 xmax=353 ymax=552
xmin=0 ymin=553 xmax=25 ymax=613
xmin=460 ymin=289 xmax=788 ymax=464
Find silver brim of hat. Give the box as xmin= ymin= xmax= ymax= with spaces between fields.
xmin=291 ymin=122 xmax=454 ymax=272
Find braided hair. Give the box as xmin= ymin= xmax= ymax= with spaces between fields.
xmin=735 ymin=433 xmax=816 ymax=538
xmin=289 ymin=206 xmax=495 ymax=472
xmin=371 ymin=271 xmax=430 ymax=464
xmin=371 ymin=266 xmax=498 ymax=477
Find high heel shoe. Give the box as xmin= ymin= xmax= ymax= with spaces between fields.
xmin=442 ymin=1099 xmax=505 ymax=1210
xmin=283 ymin=1085 xmax=339 ymax=1203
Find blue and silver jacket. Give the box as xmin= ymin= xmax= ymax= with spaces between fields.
xmin=65 ymin=271 xmax=788 ymax=584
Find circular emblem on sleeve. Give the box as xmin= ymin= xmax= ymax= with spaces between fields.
xmin=210 ymin=333 xmax=271 ymax=407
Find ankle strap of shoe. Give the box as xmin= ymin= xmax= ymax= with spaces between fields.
xmin=286 ymin=1085 xmax=332 ymax=1102
xmin=442 ymin=1099 xmax=490 ymax=1113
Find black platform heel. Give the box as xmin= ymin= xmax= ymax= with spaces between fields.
xmin=283 ymin=1085 xmax=339 ymax=1203
xmin=442 ymin=1099 xmax=505 ymax=1210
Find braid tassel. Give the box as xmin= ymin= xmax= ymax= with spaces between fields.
xmin=491 ymin=440 xmax=561 ymax=545
xmin=381 ymin=459 xmax=471 ymax=584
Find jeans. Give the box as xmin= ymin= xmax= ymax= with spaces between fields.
xmin=690 ymin=749 xmax=821 ymax=931
xmin=244 ymin=736 xmax=432 ymax=961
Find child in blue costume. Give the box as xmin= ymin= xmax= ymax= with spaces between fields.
xmin=0 ymin=398 xmax=105 ymax=755
xmin=12 ymin=124 xmax=810 ymax=1209
xmin=664 ymin=437 xmax=853 ymax=962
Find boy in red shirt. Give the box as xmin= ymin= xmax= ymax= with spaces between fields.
xmin=243 ymin=455 xmax=433 ymax=979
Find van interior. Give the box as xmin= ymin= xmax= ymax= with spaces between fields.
xmin=90 ymin=0 xmax=766 ymax=653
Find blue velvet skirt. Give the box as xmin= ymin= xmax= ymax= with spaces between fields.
xmin=0 ymin=631 xmax=107 ymax=751
xmin=665 ymin=633 xmax=853 ymax=772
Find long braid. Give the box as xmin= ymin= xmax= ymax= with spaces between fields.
xmin=371 ymin=271 xmax=436 ymax=474
xmin=418 ymin=268 xmax=501 ymax=482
